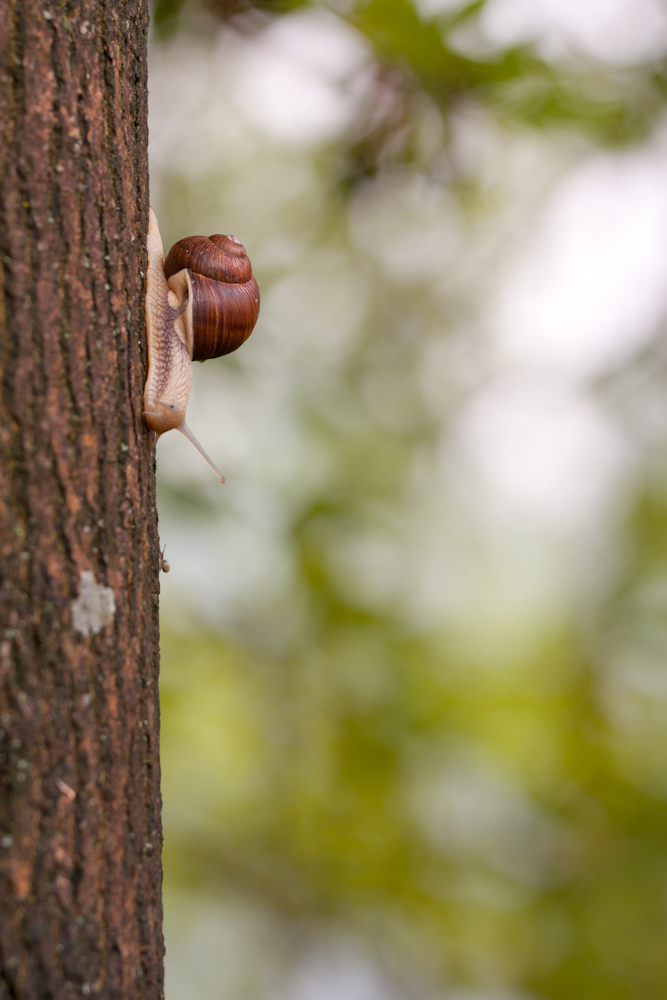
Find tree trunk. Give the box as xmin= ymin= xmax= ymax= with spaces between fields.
xmin=0 ymin=1 xmax=163 ymax=997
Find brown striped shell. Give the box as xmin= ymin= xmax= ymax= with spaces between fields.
xmin=164 ymin=234 xmax=260 ymax=361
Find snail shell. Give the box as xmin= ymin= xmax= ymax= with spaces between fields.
xmin=164 ymin=234 xmax=260 ymax=361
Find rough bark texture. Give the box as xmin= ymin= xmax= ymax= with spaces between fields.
xmin=0 ymin=2 xmax=163 ymax=997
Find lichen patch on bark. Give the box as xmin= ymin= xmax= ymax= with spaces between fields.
xmin=71 ymin=571 xmax=116 ymax=637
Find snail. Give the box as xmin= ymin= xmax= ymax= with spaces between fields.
xmin=143 ymin=207 xmax=260 ymax=482
xmin=159 ymin=544 xmax=170 ymax=573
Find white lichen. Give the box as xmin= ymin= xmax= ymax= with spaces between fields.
xmin=71 ymin=571 xmax=115 ymax=637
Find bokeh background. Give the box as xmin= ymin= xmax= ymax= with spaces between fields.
xmin=147 ymin=0 xmax=667 ymax=996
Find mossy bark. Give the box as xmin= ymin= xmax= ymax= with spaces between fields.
xmin=0 ymin=1 xmax=163 ymax=997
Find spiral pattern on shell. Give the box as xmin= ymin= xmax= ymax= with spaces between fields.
xmin=164 ymin=234 xmax=260 ymax=361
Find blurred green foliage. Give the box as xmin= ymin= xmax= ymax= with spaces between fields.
xmin=150 ymin=1 xmax=667 ymax=997
xmin=154 ymin=0 xmax=667 ymax=147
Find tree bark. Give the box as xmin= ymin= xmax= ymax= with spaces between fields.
xmin=0 ymin=2 xmax=163 ymax=997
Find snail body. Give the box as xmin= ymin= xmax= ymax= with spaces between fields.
xmin=143 ymin=208 xmax=260 ymax=481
